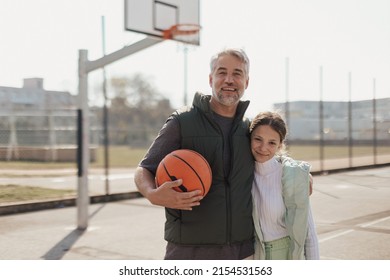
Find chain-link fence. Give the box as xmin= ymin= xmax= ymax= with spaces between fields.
xmin=275 ymin=99 xmax=390 ymax=172
xmin=0 ymin=101 xmax=389 ymax=207
xmin=0 ymin=109 xmax=99 ymax=162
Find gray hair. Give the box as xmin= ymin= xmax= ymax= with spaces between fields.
xmin=209 ymin=48 xmax=250 ymax=76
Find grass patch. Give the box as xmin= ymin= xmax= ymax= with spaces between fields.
xmin=0 ymin=146 xmax=146 ymax=170
xmin=288 ymin=145 xmax=390 ymax=160
xmin=0 ymin=145 xmax=389 ymax=170
xmin=0 ymin=185 xmax=75 ymax=203
xmin=94 ymin=146 xmax=146 ymax=168
xmin=0 ymin=161 xmax=77 ymax=170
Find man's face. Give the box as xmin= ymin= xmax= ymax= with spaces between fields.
xmin=209 ymin=54 xmax=249 ymax=107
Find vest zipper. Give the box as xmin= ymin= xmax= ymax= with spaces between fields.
xmin=225 ymin=119 xmax=238 ymax=245
xmin=225 ymin=178 xmax=232 ymax=245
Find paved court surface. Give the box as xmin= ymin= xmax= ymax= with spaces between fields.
xmin=0 ymin=166 xmax=389 ymax=260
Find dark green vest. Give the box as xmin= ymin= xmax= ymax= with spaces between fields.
xmin=164 ymin=93 xmax=254 ymax=245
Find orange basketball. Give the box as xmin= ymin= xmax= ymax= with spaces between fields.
xmin=155 ymin=149 xmax=212 ymax=196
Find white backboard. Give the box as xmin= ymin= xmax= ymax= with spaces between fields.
xmin=124 ymin=0 xmax=200 ymax=45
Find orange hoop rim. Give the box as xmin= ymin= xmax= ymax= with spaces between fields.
xmin=163 ymin=23 xmax=201 ymax=40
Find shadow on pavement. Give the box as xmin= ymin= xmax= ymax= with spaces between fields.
xmin=41 ymin=204 xmax=106 ymax=260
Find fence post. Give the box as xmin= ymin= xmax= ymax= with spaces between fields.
xmin=7 ymin=113 xmax=19 ymax=160
xmin=48 ymin=109 xmax=58 ymax=161
xmin=373 ymin=78 xmax=377 ymax=165
xmin=348 ymin=72 xmax=353 ymax=167
xmin=319 ymin=66 xmax=324 ymax=172
xmin=77 ymin=49 xmax=90 ymax=230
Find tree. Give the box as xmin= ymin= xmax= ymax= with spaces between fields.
xmin=104 ymin=73 xmax=174 ymax=146
xmin=111 ymin=73 xmax=164 ymax=109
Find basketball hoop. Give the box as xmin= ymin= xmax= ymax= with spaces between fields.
xmin=163 ymin=23 xmax=201 ymax=45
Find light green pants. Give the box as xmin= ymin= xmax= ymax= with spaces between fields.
xmin=264 ymin=236 xmax=291 ymax=260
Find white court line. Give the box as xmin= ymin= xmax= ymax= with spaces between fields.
xmin=88 ymin=174 xmax=134 ymax=180
xmin=319 ymin=216 xmax=390 ymax=243
xmin=106 ymin=174 xmax=134 ymax=180
xmin=51 ymin=178 xmax=66 ymax=183
xmin=319 ymin=229 xmax=354 ymax=243
xmin=65 ymin=226 xmax=100 ymax=232
xmin=359 ymin=216 xmax=390 ymax=228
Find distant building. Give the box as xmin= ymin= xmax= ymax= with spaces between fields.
xmin=0 ymin=78 xmax=76 ymax=111
xmin=273 ymin=99 xmax=390 ymax=142
xmin=0 ymin=78 xmax=97 ymax=161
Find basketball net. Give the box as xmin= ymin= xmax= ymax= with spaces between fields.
xmin=163 ymin=23 xmax=201 ymax=45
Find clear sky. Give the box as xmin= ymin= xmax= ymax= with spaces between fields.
xmin=1 ymin=0 xmax=390 ymax=117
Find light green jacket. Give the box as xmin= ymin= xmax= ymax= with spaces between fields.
xmin=252 ymin=156 xmax=311 ymax=260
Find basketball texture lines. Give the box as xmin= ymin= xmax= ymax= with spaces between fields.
xmin=155 ymin=149 xmax=212 ymax=196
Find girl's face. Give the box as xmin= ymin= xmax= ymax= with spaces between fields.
xmin=251 ymin=125 xmax=282 ymax=163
